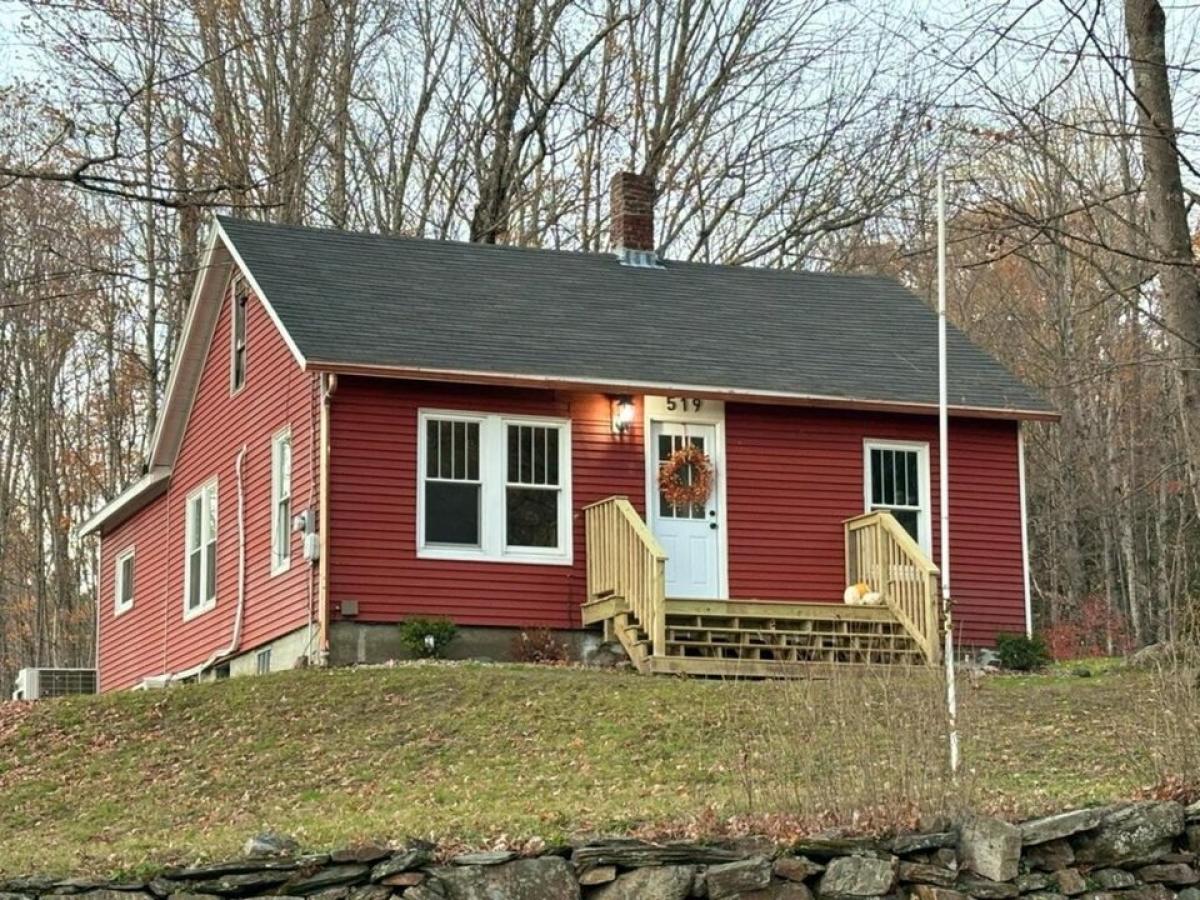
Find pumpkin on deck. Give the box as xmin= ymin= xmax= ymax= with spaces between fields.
xmin=844 ymin=581 xmax=884 ymax=606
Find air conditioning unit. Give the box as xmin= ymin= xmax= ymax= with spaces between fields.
xmin=12 ymin=667 xmax=97 ymax=701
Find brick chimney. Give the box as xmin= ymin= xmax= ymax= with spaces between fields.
xmin=610 ymin=171 xmax=657 ymax=263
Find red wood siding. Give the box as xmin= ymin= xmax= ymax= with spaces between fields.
xmin=328 ymin=379 xmax=645 ymax=628
xmin=328 ymin=381 xmax=1026 ymax=645
xmin=97 ymin=281 xmax=317 ymax=691
xmin=725 ymin=405 xmax=1025 ymax=645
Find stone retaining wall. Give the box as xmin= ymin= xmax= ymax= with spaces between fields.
xmin=4 ymin=800 xmax=1198 ymax=900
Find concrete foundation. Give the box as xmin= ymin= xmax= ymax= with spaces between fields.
xmin=327 ymin=621 xmax=601 ymax=666
xmin=204 ymin=626 xmax=315 ymax=679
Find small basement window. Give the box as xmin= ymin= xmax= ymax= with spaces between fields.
xmin=418 ymin=410 xmax=571 ymax=564
xmin=256 ymin=648 xmax=272 ymax=674
xmin=114 ymin=547 xmax=135 ymax=615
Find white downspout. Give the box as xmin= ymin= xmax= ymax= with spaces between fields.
xmin=203 ymin=443 xmax=249 ymax=671
xmin=144 ymin=445 xmax=248 ymax=687
xmin=94 ymin=541 xmax=102 ymax=690
xmin=1018 ymin=423 xmax=1032 ymax=636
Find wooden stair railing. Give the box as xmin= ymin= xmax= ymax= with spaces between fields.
xmin=583 ymin=496 xmax=667 ymax=669
xmin=844 ymin=511 xmax=941 ymax=665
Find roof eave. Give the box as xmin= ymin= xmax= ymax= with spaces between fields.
xmin=303 ymin=359 xmax=1058 ymax=422
xmin=76 ymin=467 xmax=172 ymax=538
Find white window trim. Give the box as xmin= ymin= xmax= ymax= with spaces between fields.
xmin=271 ymin=427 xmax=293 ymax=576
xmin=183 ymin=478 xmax=219 ymax=621
xmin=230 ymin=277 xmax=248 ymax=396
xmin=114 ymin=546 xmax=135 ymax=616
xmin=416 ymin=409 xmax=573 ymax=565
xmin=863 ymin=439 xmax=932 ymax=555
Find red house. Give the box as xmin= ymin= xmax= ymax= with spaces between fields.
xmin=81 ymin=174 xmax=1053 ymax=690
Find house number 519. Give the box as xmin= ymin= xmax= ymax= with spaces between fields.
xmin=665 ymin=397 xmax=704 ymax=412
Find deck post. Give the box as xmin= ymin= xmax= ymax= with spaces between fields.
xmin=874 ymin=515 xmax=886 ymax=592
xmin=844 ymin=523 xmax=852 ymax=588
xmin=651 ymin=557 xmax=667 ymax=656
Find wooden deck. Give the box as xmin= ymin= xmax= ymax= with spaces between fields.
xmin=583 ymin=497 xmax=941 ymax=678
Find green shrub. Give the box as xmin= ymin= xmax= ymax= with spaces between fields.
xmin=399 ymin=617 xmax=458 ymax=659
xmin=995 ymin=632 xmax=1051 ymax=671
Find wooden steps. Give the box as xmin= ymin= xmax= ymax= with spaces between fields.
xmin=581 ymin=594 xmax=625 ymax=626
xmin=589 ymin=594 xmax=927 ymax=677
xmin=582 ymin=497 xmax=939 ymax=679
xmin=657 ymin=599 xmax=925 ymax=674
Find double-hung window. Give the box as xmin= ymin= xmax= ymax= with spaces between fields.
xmin=271 ymin=430 xmax=292 ymax=574
xmin=418 ymin=410 xmax=571 ymax=563
xmin=864 ymin=440 xmax=930 ymax=553
xmin=231 ymin=281 xmax=248 ymax=392
xmin=184 ymin=480 xmax=218 ymax=618
xmin=114 ymin=547 xmax=135 ymax=615
xmin=424 ymin=417 xmax=483 ymax=546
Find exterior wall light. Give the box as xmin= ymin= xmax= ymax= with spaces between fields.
xmin=612 ymin=396 xmax=636 ymax=435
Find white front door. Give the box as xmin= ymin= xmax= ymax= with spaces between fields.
xmin=649 ymin=420 xmax=722 ymax=598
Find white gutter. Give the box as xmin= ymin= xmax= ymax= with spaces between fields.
xmin=305 ymin=360 xmax=1058 ymax=423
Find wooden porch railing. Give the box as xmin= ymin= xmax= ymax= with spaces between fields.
xmin=584 ymin=496 xmax=667 ymax=656
xmin=844 ymin=510 xmax=941 ymax=664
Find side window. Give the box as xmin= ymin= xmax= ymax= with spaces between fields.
xmin=504 ymin=423 xmax=563 ymax=549
xmin=184 ymin=480 xmax=218 ymax=617
xmin=231 ymin=280 xmax=248 ymax=392
xmin=422 ymin=417 xmax=482 ymax=547
xmin=114 ymin=548 xmax=135 ymax=615
xmin=865 ymin=442 xmax=928 ymax=550
xmin=271 ymin=430 xmax=293 ymax=573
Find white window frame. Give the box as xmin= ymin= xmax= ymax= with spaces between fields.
xmin=230 ymin=278 xmax=248 ymax=394
xmin=114 ymin=546 xmax=135 ymax=616
xmin=183 ymin=478 xmax=219 ymax=620
xmin=416 ymin=409 xmax=572 ymax=565
xmin=863 ymin=439 xmax=931 ymax=555
xmin=271 ymin=428 xmax=293 ymax=576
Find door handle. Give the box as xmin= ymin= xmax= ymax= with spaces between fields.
xmin=709 ymin=521 xmax=718 ymax=530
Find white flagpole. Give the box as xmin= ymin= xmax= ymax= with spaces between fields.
xmin=937 ymin=169 xmax=959 ymax=774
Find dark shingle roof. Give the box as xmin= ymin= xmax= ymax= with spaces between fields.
xmin=217 ymin=216 xmax=1051 ymax=416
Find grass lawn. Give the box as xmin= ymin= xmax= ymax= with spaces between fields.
xmin=0 ymin=662 xmax=1179 ymax=876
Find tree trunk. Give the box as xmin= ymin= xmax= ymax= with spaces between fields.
xmin=1124 ymin=0 xmax=1200 ymax=493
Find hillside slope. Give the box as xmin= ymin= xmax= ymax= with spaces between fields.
xmin=0 ymin=662 xmax=1156 ymax=875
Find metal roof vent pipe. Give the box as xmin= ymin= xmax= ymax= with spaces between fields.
xmin=610 ymin=171 xmax=662 ymax=268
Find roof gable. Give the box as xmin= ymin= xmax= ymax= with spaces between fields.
xmin=79 ymin=222 xmax=305 ymax=536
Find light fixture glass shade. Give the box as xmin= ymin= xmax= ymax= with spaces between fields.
xmin=612 ymin=397 xmax=635 ymax=434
